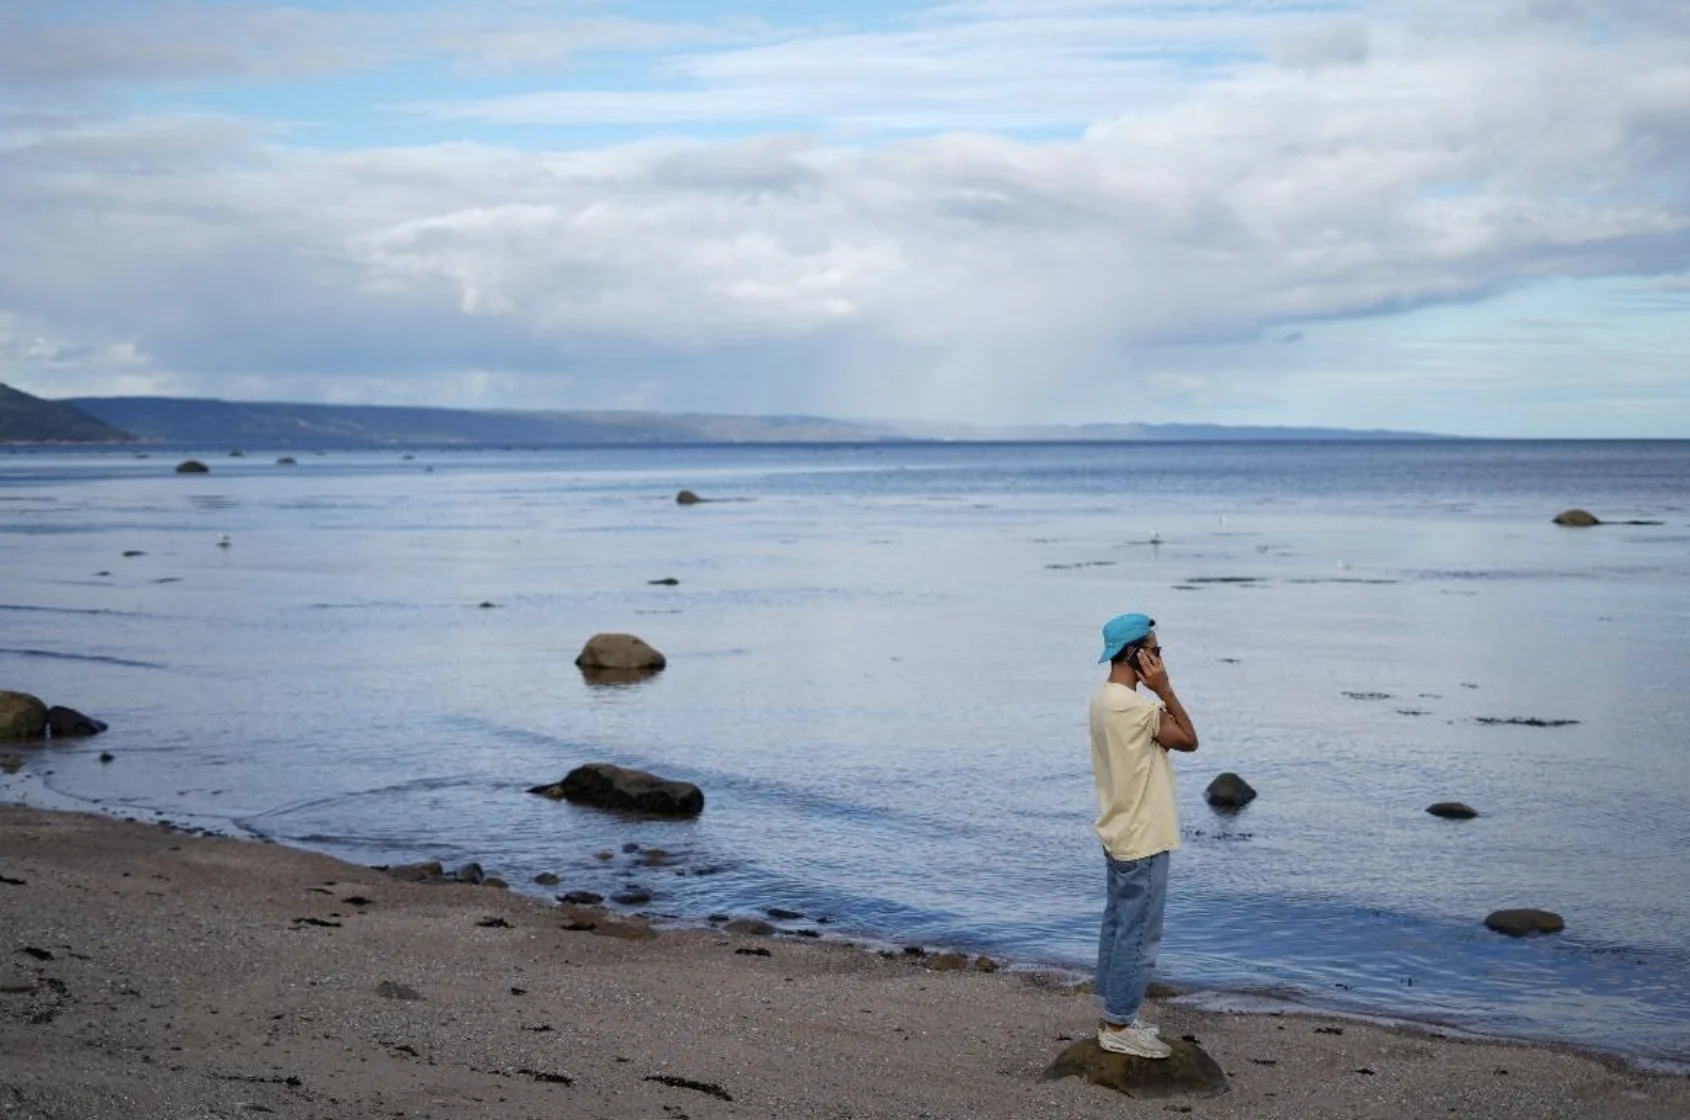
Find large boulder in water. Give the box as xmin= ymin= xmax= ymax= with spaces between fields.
xmin=1553 ymin=509 xmax=1599 ymax=526
xmin=175 ymin=459 xmax=209 ymax=474
xmin=530 ymin=763 xmax=704 ymax=818
xmin=575 ymin=633 xmax=666 ymax=672
xmin=0 ymin=691 xmax=48 ymax=741
xmin=1043 ymin=1037 xmax=1228 ymax=1100
xmin=47 ymin=706 xmax=107 ymax=738
xmin=1485 ymin=908 xmax=1564 ymax=937
xmin=1204 ymin=772 xmax=1256 ymax=810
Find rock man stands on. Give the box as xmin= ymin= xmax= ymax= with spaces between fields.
xmin=1089 ymin=612 xmax=1199 ymax=1059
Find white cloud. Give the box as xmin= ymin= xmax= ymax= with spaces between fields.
xmin=0 ymin=2 xmax=1687 ymax=433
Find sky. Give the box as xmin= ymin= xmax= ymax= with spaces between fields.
xmin=1 ymin=0 xmax=1687 ymax=436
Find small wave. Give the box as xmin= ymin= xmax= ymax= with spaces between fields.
xmin=0 ymin=603 xmax=151 ymax=618
xmin=0 ymin=647 xmax=164 ymax=669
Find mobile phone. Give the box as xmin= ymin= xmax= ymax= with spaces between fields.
xmin=1126 ymin=646 xmax=1143 ymax=671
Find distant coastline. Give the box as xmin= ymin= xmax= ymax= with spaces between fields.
xmin=13 ymin=391 xmax=1452 ymax=449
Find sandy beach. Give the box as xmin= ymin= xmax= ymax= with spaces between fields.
xmin=1 ymin=807 xmax=1684 ymax=1119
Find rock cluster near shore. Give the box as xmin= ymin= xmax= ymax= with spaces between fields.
xmin=0 ymin=691 xmax=106 ymax=742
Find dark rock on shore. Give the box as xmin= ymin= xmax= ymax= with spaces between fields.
xmin=1205 ymin=772 xmax=1256 ymax=810
xmin=928 ymin=952 xmax=967 ymax=971
xmin=1427 ymin=802 xmax=1478 ymax=820
xmin=557 ymin=903 xmax=655 ymax=940
xmin=724 ymin=918 xmax=775 ymax=936
xmin=46 ymin=706 xmax=106 ymax=738
xmin=559 ymin=890 xmax=603 ymax=905
xmin=575 ymin=633 xmax=667 ymax=673
xmin=1043 ymin=1037 xmax=1229 ymax=1099
xmin=0 ymin=692 xmax=48 ymax=741
xmin=175 ymin=459 xmax=209 ymax=474
xmin=385 ymin=860 xmax=444 ymax=882
xmin=1485 ymin=909 xmax=1565 ymax=937
xmin=454 ymin=863 xmax=485 ymax=884
xmin=1553 ymin=509 xmax=1599 ymax=526
xmin=529 ymin=763 xmax=704 ymax=818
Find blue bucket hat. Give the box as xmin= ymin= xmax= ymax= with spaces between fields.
xmin=1098 ymin=612 xmax=1155 ymax=663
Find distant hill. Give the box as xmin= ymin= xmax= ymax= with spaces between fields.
xmin=0 ymin=384 xmax=132 ymax=443
xmin=61 ymin=395 xmax=1444 ymax=449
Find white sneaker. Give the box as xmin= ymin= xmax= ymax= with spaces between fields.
xmin=1097 ymin=1023 xmax=1172 ymax=1059
xmin=1100 ymin=1015 xmax=1160 ymax=1037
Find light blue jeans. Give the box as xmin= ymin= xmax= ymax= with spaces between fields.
xmin=1095 ymin=849 xmax=1169 ymax=1025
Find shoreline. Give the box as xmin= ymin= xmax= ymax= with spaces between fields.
xmin=3 ymin=804 xmax=1687 ymax=1120
xmin=5 ymin=778 xmax=1687 ymax=1080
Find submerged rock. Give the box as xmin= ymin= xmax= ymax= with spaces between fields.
xmin=1204 ymin=772 xmax=1256 ymax=810
xmin=1552 ymin=509 xmax=1600 ymax=526
xmin=175 ymin=460 xmax=209 ymax=474
xmin=1043 ymin=1037 xmax=1229 ymax=1099
xmin=0 ymin=692 xmax=48 ymax=741
xmin=675 ymin=489 xmax=703 ymax=505
xmin=1427 ymin=801 xmax=1478 ymax=820
xmin=529 ymin=763 xmax=704 ymax=818
xmin=1485 ymin=909 xmax=1565 ymax=937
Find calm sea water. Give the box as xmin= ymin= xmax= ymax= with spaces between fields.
xmin=3 ymin=440 xmax=1689 ymax=1068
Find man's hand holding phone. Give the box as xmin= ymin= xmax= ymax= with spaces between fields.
xmin=1135 ymin=648 xmax=1172 ymax=698
xmin=1137 ymin=647 xmax=1199 ymax=752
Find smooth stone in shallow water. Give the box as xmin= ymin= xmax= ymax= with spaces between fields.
xmin=1204 ymin=772 xmax=1256 ymax=809
xmin=1427 ymin=801 xmax=1478 ymax=819
xmin=175 ymin=460 xmax=209 ymax=474
xmin=1553 ymin=508 xmax=1600 ymax=526
xmin=0 ymin=692 xmax=48 ymax=741
xmin=46 ymin=706 xmax=107 ymax=738
xmin=530 ymin=762 xmax=704 ymax=818
xmin=1485 ymin=908 xmax=1565 ymax=936
xmin=1043 ymin=1038 xmax=1229 ymax=1099
xmin=575 ymin=632 xmax=667 ymax=672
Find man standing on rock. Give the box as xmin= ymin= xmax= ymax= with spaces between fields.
xmin=1090 ymin=612 xmax=1199 ymax=1059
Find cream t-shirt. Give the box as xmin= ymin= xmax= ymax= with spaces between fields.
xmin=1089 ymin=681 xmax=1180 ymax=861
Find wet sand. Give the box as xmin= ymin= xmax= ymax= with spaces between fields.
xmin=2 ymin=805 xmax=1685 ymax=1119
